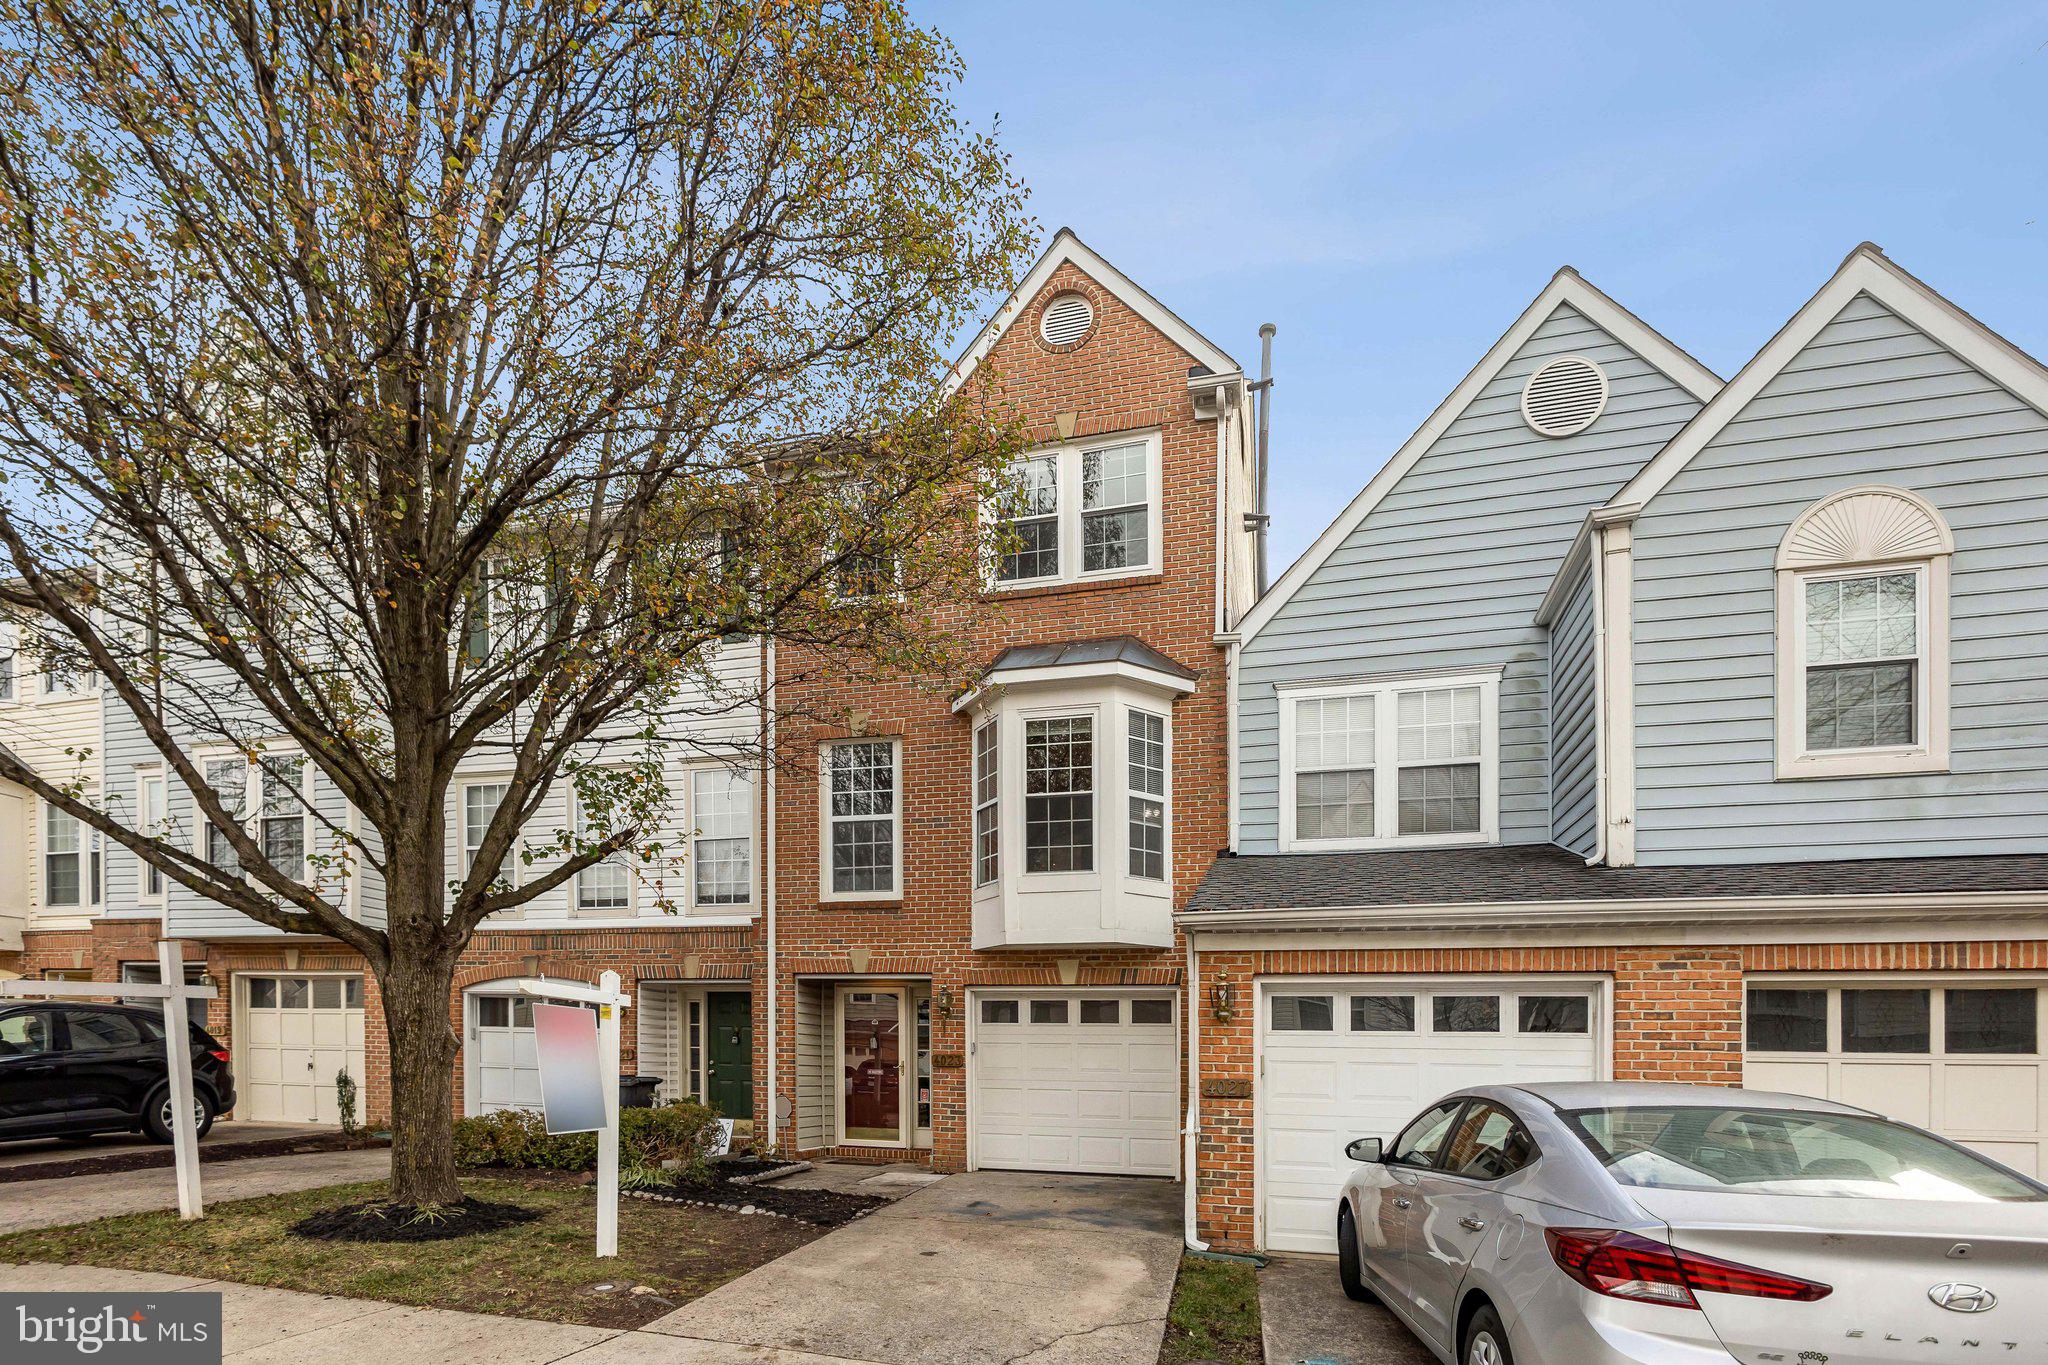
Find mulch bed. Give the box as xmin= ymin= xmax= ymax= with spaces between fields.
xmin=0 ymin=1132 xmax=388 ymax=1185
xmin=290 ymin=1196 xmax=543 ymax=1243
xmin=632 ymin=1171 xmax=886 ymax=1227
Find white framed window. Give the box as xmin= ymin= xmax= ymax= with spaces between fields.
xmin=0 ymin=623 xmax=15 ymax=702
xmin=989 ymin=433 xmax=1162 ymax=588
xmin=42 ymin=801 xmax=99 ymax=909
xmin=690 ymin=767 xmax=753 ymax=907
xmin=822 ymin=739 xmax=899 ymax=899
xmin=202 ymin=756 xmax=246 ymax=874
xmin=40 ymin=647 xmax=94 ymax=699
xmin=1278 ymin=672 xmax=1500 ymax=851
xmin=257 ymin=756 xmax=308 ymax=883
xmin=137 ymin=769 xmax=167 ymax=902
xmin=573 ymin=790 xmax=632 ymax=915
xmin=1024 ymin=715 xmax=1094 ymax=873
xmin=973 ymin=720 xmax=999 ymax=886
xmin=461 ymin=780 xmax=510 ymax=879
xmin=1774 ymin=486 xmax=1952 ymax=779
xmin=1127 ymin=710 xmax=1167 ymax=880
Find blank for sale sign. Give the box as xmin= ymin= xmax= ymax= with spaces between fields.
xmin=532 ymin=1001 xmax=604 ymax=1135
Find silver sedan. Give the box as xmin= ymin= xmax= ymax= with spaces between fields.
xmin=1335 ymin=1081 xmax=2048 ymax=1365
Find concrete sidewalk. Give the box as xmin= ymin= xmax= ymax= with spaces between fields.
xmin=0 ymin=1263 xmax=885 ymax=1363
xmin=1258 ymin=1255 xmax=1434 ymax=1365
xmin=0 ymin=1148 xmax=392 ymax=1233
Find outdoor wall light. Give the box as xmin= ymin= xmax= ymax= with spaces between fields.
xmin=1210 ymin=980 xmax=1236 ymax=1025
xmin=934 ymin=987 xmax=955 ymax=1022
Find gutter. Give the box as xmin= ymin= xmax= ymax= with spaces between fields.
xmin=1176 ymin=889 xmax=2048 ymax=934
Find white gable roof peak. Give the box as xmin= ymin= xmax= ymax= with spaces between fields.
xmin=1611 ymin=243 xmax=2048 ymax=512
xmin=942 ymin=228 xmax=1239 ymax=398
xmin=1237 ymin=267 xmax=1722 ymax=645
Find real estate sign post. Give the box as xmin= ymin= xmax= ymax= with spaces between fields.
xmin=522 ymin=970 xmax=629 ymax=1257
xmin=0 ymin=939 xmax=217 ymax=1219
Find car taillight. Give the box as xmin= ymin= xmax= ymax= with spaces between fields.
xmin=206 ymin=1049 xmax=230 ymax=1063
xmin=1544 ymin=1228 xmax=1831 ymax=1310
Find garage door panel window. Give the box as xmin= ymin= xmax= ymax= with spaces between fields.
xmin=1433 ymin=995 xmax=1500 ymax=1034
xmin=1281 ymin=673 xmax=1498 ymax=851
xmin=1948 ymin=990 xmax=2038 ymax=1055
xmin=1030 ymin=1000 xmax=1068 ymax=1024
xmin=1080 ymin=999 xmax=1119 ymax=1025
xmin=1843 ymin=989 xmax=1930 ymax=1054
xmin=1519 ymin=996 xmax=1590 ymax=1035
xmin=1350 ymin=995 xmax=1415 ymax=1032
xmin=1748 ymin=988 xmax=1828 ymax=1052
xmin=980 ymin=999 xmax=1019 ymax=1025
xmin=1130 ymin=999 xmax=1172 ymax=1025
xmin=1270 ymin=994 xmax=1333 ymax=1032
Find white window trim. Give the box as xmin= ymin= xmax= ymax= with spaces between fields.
xmin=0 ymin=620 xmax=17 ymax=705
xmin=1127 ymin=708 xmax=1170 ymax=882
xmin=570 ymin=784 xmax=636 ymax=918
xmin=987 ymin=431 xmax=1164 ymax=590
xmin=40 ymin=797 xmax=100 ymax=912
xmin=458 ymin=775 xmax=515 ymax=883
xmin=972 ymin=719 xmax=999 ymax=888
xmin=686 ymin=763 xmax=756 ymax=913
xmin=819 ymin=738 xmax=902 ymax=902
xmin=1276 ymin=670 xmax=1501 ymax=853
xmin=254 ymin=753 xmax=312 ymax=886
xmin=1776 ymin=558 xmax=1950 ymax=779
xmin=136 ymin=767 xmax=167 ymax=906
xmin=1019 ymin=706 xmax=1100 ymax=882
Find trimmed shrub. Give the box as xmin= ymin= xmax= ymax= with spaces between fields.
xmin=453 ymin=1099 xmax=723 ymax=1178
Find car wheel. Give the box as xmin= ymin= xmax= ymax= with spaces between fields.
xmin=142 ymin=1087 xmax=214 ymax=1145
xmin=1464 ymin=1304 xmax=1512 ymax=1365
xmin=1336 ymin=1204 xmax=1376 ymax=1303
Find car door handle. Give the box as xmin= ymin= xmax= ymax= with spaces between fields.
xmin=1392 ymin=1197 xmax=1412 ymax=1210
xmin=1460 ymin=1216 xmax=1487 ymax=1231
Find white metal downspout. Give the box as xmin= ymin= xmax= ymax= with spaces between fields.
xmin=1586 ymin=525 xmax=1607 ymax=867
xmin=1213 ymin=385 xmax=1230 ymax=636
xmin=1184 ymin=932 xmax=1207 ymax=1250
xmin=764 ymin=636 xmax=779 ymax=1151
xmin=1225 ymin=638 xmax=1240 ymax=853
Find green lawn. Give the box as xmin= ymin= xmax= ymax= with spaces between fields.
xmin=1160 ymin=1254 xmax=1262 ymax=1365
xmin=0 ymin=1174 xmax=817 ymax=1329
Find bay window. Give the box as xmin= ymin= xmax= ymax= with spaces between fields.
xmin=1024 ymin=716 xmax=1093 ymax=872
xmin=989 ymin=434 xmax=1161 ymax=588
xmin=973 ymin=720 xmax=999 ymax=886
xmin=823 ymin=740 xmax=899 ymax=898
xmin=1127 ymin=711 xmax=1166 ymax=880
xmin=1280 ymin=672 xmax=1498 ymax=851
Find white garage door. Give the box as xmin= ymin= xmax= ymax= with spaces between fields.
xmin=1260 ymin=979 xmax=1601 ymax=1253
xmin=240 ymin=974 xmax=366 ymax=1124
xmin=1744 ymin=980 xmax=2048 ymax=1175
xmin=970 ymin=991 xmax=1179 ymax=1176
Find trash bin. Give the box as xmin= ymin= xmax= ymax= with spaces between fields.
xmin=618 ymin=1075 xmax=662 ymax=1109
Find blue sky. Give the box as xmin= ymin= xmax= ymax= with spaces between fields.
xmin=928 ymin=1 xmax=2048 ymax=572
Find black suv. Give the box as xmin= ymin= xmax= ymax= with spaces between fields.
xmin=0 ymin=1001 xmax=237 ymax=1144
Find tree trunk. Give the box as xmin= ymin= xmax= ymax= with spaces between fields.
xmin=381 ymin=951 xmax=465 ymax=1206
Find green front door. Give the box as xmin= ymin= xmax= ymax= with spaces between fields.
xmin=705 ymin=992 xmax=753 ymax=1120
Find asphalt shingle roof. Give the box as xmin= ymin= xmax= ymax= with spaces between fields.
xmin=1187 ymin=843 xmax=2048 ymax=912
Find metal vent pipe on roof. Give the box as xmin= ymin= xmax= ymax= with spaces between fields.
xmin=1250 ymin=324 xmax=1277 ymax=594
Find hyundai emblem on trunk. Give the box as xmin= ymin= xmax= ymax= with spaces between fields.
xmin=1929 ymin=1282 xmax=1999 ymax=1313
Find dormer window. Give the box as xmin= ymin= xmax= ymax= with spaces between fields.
xmin=1775 ymin=486 xmax=1953 ymax=778
xmin=991 ymin=434 xmax=1161 ymax=588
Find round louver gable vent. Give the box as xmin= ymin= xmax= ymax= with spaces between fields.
xmin=1039 ymin=293 xmax=1095 ymax=347
xmin=1521 ymin=356 xmax=1609 ymax=437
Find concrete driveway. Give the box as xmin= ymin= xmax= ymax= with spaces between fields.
xmin=643 ymin=1169 xmax=1182 ymax=1365
xmin=1259 ymin=1256 xmax=1435 ymax=1365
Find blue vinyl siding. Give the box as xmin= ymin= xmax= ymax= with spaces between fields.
xmin=1548 ymin=562 xmax=1599 ymax=856
xmin=1632 ymin=292 xmax=2048 ymax=863
xmin=1238 ymin=303 xmax=1706 ymax=851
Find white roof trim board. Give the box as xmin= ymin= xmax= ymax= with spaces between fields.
xmin=942 ymin=228 xmax=1239 ymax=399
xmin=1610 ymin=243 xmax=2048 ymax=512
xmin=1237 ymin=268 xmax=1722 ymax=644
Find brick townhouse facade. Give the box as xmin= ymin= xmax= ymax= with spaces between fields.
xmin=763 ymin=231 xmax=1256 ymax=1170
